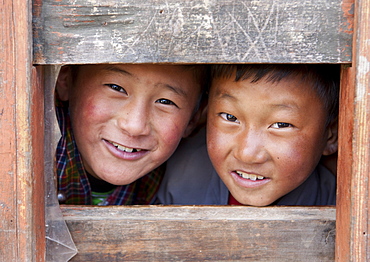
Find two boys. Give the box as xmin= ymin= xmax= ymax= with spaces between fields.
xmin=55 ymin=64 xmax=207 ymax=205
xmin=156 ymin=64 xmax=339 ymax=206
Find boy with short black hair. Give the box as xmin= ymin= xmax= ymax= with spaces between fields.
xmin=155 ymin=64 xmax=339 ymax=206
xmin=55 ymin=64 xmax=208 ymax=205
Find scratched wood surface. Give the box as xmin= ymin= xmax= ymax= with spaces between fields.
xmin=33 ymin=0 xmax=353 ymax=64
xmin=0 ymin=0 xmax=45 ymax=261
xmin=62 ymin=205 xmax=336 ymax=261
xmin=336 ymin=0 xmax=370 ymax=261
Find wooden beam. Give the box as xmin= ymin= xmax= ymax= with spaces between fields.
xmin=33 ymin=0 xmax=353 ymax=65
xmin=336 ymin=0 xmax=370 ymax=260
xmin=62 ymin=206 xmax=336 ymax=261
xmin=336 ymin=65 xmax=355 ymax=262
xmin=0 ymin=0 xmax=45 ymax=260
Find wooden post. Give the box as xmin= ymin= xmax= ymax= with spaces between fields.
xmin=0 ymin=0 xmax=45 ymax=260
xmin=336 ymin=0 xmax=370 ymax=260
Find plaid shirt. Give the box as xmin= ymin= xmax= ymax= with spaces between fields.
xmin=55 ymin=95 xmax=164 ymax=205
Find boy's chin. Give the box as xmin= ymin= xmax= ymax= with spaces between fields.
xmin=95 ymin=170 xmax=149 ymax=186
xmin=234 ymin=194 xmax=277 ymax=207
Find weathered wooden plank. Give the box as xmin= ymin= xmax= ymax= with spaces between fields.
xmin=33 ymin=0 xmax=353 ymax=64
xmin=62 ymin=206 xmax=336 ymax=261
xmin=0 ymin=0 xmax=45 ymax=261
xmin=336 ymin=66 xmax=354 ymax=262
xmin=0 ymin=0 xmax=18 ymax=258
xmin=336 ymin=0 xmax=370 ymax=261
xmin=31 ymin=66 xmax=46 ymax=262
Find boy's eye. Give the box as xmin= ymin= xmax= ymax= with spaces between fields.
xmin=155 ymin=98 xmax=178 ymax=107
xmin=220 ymin=113 xmax=239 ymax=123
xmin=270 ymin=122 xmax=292 ymax=128
xmin=106 ymin=84 xmax=127 ymax=94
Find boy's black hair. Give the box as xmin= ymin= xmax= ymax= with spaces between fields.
xmin=183 ymin=65 xmax=210 ymax=94
xmin=183 ymin=65 xmax=210 ymax=112
xmin=211 ymin=64 xmax=340 ymax=126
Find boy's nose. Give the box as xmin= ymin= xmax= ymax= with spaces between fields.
xmin=234 ymin=129 xmax=269 ymax=164
xmin=116 ymin=101 xmax=151 ymax=136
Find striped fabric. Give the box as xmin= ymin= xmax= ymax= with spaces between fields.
xmin=55 ymin=94 xmax=164 ymax=205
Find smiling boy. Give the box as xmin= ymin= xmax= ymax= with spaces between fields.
xmin=55 ymin=64 xmax=207 ymax=205
xmin=155 ymin=64 xmax=339 ymax=206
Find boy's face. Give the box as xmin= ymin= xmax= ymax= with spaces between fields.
xmin=207 ymin=74 xmax=335 ymax=206
xmin=59 ymin=64 xmax=201 ymax=185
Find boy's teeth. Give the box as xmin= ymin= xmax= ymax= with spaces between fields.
xmin=111 ymin=142 xmax=141 ymax=153
xmin=236 ymin=171 xmax=264 ymax=181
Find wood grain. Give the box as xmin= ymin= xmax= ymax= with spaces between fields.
xmin=0 ymin=0 xmax=18 ymax=258
xmin=336 ymin=65 xmax=355 ymax=262
xmin=336 ymin=0 xmax=370 ymax=261
xmin=62 ymin=205 xmax=336 ymax=261
xmin=0 ymin=0 xmax=45 ymax=260
xmin=33 ymin=0 xmax=353 ymax=64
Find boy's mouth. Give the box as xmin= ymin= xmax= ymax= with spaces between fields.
xmin=235 ymin=171 xmax=265 ymax=181
xmin=109 ymin=140 xmax=142 ymax=153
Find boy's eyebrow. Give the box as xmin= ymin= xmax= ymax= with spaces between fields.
xmin=156 ymin=83 xmax=188 ymax=98
xmin=216 ymin=91 xmax=299 ymax=110
xmin=102 ymin=65 xmax=132 ymax=76
xmin=102 ymin=65 xmax=188 ymax=97
xmin=270 ymin=102 xmax=299 ymax=110
xmin=216 ymin=92 xmax=237 ymax=101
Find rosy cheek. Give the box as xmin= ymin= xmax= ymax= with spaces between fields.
xmin=84 ymin=103 xmax=97 ymax=118
xmin=280 ymin=143 xmax=312 ymax=180
xmin=292 ymin=137 xmax=318 ymax=162
xmin=82 ymin=99 xmax=109 ymax=122
xmin=209 ymin=129 xmax=226 ymax=148
xmin=207 ymin=134 xmax=225 ymax=162
xmin=161 ymin=124 xmax=183 ymax=148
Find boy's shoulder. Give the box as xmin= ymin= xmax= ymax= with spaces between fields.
xmin=277 ymin=163 xmax=336 ymax=206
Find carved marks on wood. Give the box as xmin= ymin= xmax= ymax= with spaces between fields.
xmin=33 ymin=0 xmax=353 ymax=64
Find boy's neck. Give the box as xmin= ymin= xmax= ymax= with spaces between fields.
xmin=86 ymin=172 xmax=117 ymax=193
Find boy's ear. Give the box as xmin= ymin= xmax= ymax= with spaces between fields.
xmin=322 ymin=119 xmax=338 ymax=156
xmin=55 ymin=66 xmax=72 ymax=101
xmin=183 ymin=104 xmax=208 ymax=138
